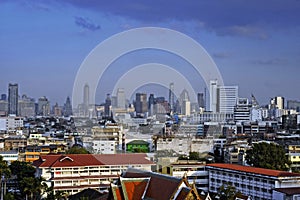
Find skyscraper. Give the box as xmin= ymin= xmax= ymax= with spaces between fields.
xmin=104 ymin=94 xmax=112 ymax=117
xmin=217 ymin=86 xmax=238 ymax=114
xmin=38 ymin=96 xmax=50 ymax=116
xmin=169 ymin=83 xmax=174 ymax=112
xmin=135 ymin=93 xmax=148 ymax=114
xmin=274 ymin=96 xmax=285 ymax=109
xmin=8 ymin=83 xmax=18 ymax=115
xmin=197 ymin=93 xmax=205 ymax=108
xmin=83 ymin=83 xmax=89 ymax=107
xmin=64 ymin=96 xmax=73 ymax=117
xmin=117 ymin=88 xmax=126 ymax=109
xmin=209 ymin=80 xmax=218 ymax=112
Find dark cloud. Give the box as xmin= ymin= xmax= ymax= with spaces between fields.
xmin=251 ymin=58 xmax=288 ymax=65
xmin=74 ymin=16 xmax=101 ymax=31
xmin=60 ymin=0 xmax=300 ymax=38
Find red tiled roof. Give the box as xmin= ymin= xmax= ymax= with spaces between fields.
xmin=111 ymin=185 xmax=124 ymax=200
xmin=123 ymin=169 xmax=184 ymax=200
xmin=120 ymin=177 xmax=150 ymax=200
xmin=206 ymin=163 xmax=300 ymax=177
xmin=33 ymin=153 xmax=154 ymax=168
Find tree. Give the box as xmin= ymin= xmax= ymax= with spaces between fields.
xmin=66 ymin=146 xmax=89 ymax=154
xmin=218 ymin=184 xmax=242 ymax=200
xmin=0 ymin=156 xmax=11 ymax=199
xmin=245 ymin=142 xmax=291 ymax=171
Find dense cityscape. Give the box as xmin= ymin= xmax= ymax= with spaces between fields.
xmin=1 ymin=80 xmax=300 ymax=199
xmin=2 ymin=1 xmax=300 ymax=200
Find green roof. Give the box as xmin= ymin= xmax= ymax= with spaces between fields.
xmin=127 ymin=140 xmax=149 ymax=145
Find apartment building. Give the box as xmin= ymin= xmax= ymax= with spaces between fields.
xmin=33 ymin=154 xmax=155 ymax=195
xmin=206 ymin=163 xmax=300 ymax=200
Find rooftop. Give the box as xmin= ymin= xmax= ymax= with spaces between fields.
xmin=206 ymin=163 xmax=300 ymax=177
xmin=33 ymin=154 xmax=155 ymax=168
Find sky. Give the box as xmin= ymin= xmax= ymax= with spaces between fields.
xmin=0 ymin=0 xmax=300 ymax=106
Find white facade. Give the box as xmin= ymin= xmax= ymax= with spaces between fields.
xmin=206 ymin=164 xmax=300 ymax=200
xmin=0 ymin=116 xmax=23 ymax=132
xmin=218 ymin=86 xmax=238 ymax=114
xmin=116 ymin=88 xmax=126 ymax=109
xmin=209 ymin=80 xmax=218 ymax=113
xmin=92 ymin=140 xmax=116 ymax=154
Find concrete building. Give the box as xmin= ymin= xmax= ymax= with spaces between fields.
xmin=234 ymin=98 xmax=251 ymax=122
xmin=8 ymin=83 xmax=18 ymax=115
xmin=33 ymin=154 xmax=155 ymax=195
xmin=135 ymin=93 xmax=148 ymax=115
xmin=169 ymin=83 xmax=175 ymax=112
xmin=18 ymin=95 xmax=35 ymax=117
xmin=38 ymin=96 xmax=50 ymax=116
xmin=209 ymin=80 xmax=218 ymax=113
xmin=206 ymin=163 xmax=300 ymax=200
xmin=217 ymin=86 xmax=238 ymax=114
xmin=116 ymin=88 xmax=126 ymax=109
xmin=0 ymin=115 xmax=23 ymax=133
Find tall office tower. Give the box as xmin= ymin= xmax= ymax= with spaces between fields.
xmin=287 ymin=100 xmax=300 ymax=112
xmin=197 ymin=93 xmax=205 ymax=108
xmin=274 ymin=96 xmax=285 ymax=109
xmin=148 ymin=94 xmax=155 ymax=116
xmin=83 ymin=83 xmax=89 ymax=107
xmin=38 ymin=96 xmax=50 ymax=116
xmin=169 ymin=83 xmax=175 ymax=111
xmin=135 ymin=93 xmax=148 ymax=114
xmin=117 ymin=88 xmax=126 ymax=109
xmin=8 ymin=83 xmax=18 ymax=115
xmin=18 ymin=94 xmax=36 ymax=117
xmin=111 ymin=96 xmax=117 ymax=108
xmin=182 ymin=100 xmax=191 ymax=116
xmin=64 ymin=96 xmax=73 ymax=117
xmin=217 ymin=86 xmax=238 ymax=114
xmin=234 ymin=98 xmax=251 ymax=122
xmin=104 ymin=94 xmax=112 ymax=117
xmin=209 ymin=80 xmax=218 ymax=112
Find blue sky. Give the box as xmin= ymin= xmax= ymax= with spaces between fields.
xmin=0 ymin=0 xmax=299 ymax=106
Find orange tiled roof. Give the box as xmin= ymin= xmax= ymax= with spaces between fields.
xmin=120 ymin=177 xmax=150 ymax=200
xmin=32 ymin=153 xmax=154 ymax=168
xmin=206 ymin=163 xmax=300 ymax=177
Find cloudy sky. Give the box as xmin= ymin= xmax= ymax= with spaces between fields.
xmin=0 ymin=0 xmax=299 ymax=106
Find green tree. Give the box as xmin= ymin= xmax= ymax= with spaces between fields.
xmin=66 ymin=146 xmax=89 ymax=154
xmin=0 ymin=156 xmax=11 ymax=199
xmin=245 ymin=142 xmax=291 ymax=171
xmin=218 ymin=184 xmax=242 ymax=200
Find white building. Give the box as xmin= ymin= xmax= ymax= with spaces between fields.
xmin=33 ymin=154 xmax=155 ymax=195
xmin=206 ymin=163 xmax=300 ymax=200
xmin=0 ymin=115 xmax=23 ymax=133
xmin=218 ymin=86 xmax=238 ymax=114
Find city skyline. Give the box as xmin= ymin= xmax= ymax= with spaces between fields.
xmin=1 ymin=1 xmax=300 ymax=105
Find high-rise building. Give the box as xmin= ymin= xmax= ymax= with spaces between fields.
xmin=182 ymin=100 xmax=191 ymax=116
xmin=18 ymin=95 xmax=35 ymax=117
xmin=169 ymin=83 xmax=175 ymax=112
xmin=135 ymin=93 xmax=148 ymax=114
xmin=104 ymin=94 xmax=112 ymax=117
xmin=287 ymin=100 xmax=300 ymax=112
xmin=83 ymin=83 xmax=89 ymax=107
xmin=274 ymin=96 xmax=285 ymax=109
xmin=197 ymin=93 xmax=205 ymax=108
xmin=8 ymin=83 xmax=18 ymax=115
xmin=64 ymin=96 xmax=72 ymax=117
xmin=38 ymin=96 xmax=50 ymax=116
xmin=209 ymin=80 xmax=218 ymax=112
xmin=217 ymin=86 xmax=238 ymax=114
xmin=234 ymin=98 xmax=251 ymax=122
xmin=148 ymin=94 xmax=155 ymax=116
xmin=1 ymin=94 xmax=7 ymax=101
xmin=117 ymin=88 xmax=126 ymax=109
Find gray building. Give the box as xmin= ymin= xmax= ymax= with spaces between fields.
xmin=8 ymin=83 xmax=18 ymax=115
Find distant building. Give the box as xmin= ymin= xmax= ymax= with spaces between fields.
xmin=117 ymin=88 xmax=126 ymax=109
xmin=18 ymin=95 xmax=35 ymax=117
xmin=135 ymin=93 xmax=148 ymax=115
xmin=287 ymin=100 xmax=300 ymax=112
xmin=217 ymin=85 xmax=238 ymax=114
xmin=197 ymin=93 xmax=205 ymax=109
xmin=234 ymin=98 xmax=251 ymax=122
xmin=64 ymin=96 xmax=73 ymax=117
xmin=104 ymin=94 xmax=112 ymax=117
xmin=209 ymin=80 xmax=218 ymax=112
xmin=38 ymin=96 xmax=50 ymax=116
xmin=169 ymin=83 xmax=175 ymax=112
xmin=8 ymin=83 xmax=18 ymax=115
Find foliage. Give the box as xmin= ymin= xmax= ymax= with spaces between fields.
xmin=66 ymin=146 xmax=89 ymax=154
xmin=4 ymin=193 xmax=14 ymax=200
xmin=245 ymin=142 xmax=291 ymax=171
xmin=0 ymin=156 xmax=11 ymax=178
xmin=218 ymin=184 xmax=242 ymax=200
xmin=9 ymin=161 xmax=35 ymax=181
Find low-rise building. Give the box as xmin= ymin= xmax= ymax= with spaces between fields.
xmin=206 ymin=163 xmax=300 ymax=200
xmin=33 ymin=153 xmax=155 ymax=196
